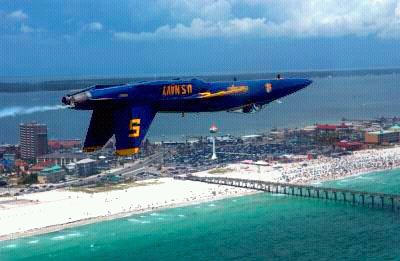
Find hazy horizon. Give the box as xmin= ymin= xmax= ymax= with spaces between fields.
xmin=1 ymin=66 xmax=400 ymax=83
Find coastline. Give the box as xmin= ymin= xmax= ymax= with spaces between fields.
xmin=0 ymin=192 xmax=258 ymax=242
xmin=2 ymin=147 xmax=400 ymax=242
xmin=0 ymin=179 xmax=257 ymax=242
xmin=311 ymin=166 xmax=399 ymax=185
xmin=282 ymin=147 xmax=400 ymax=184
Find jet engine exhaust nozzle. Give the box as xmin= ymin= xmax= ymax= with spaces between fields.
xmin=62 ymin=92 xmax=91 ymax=107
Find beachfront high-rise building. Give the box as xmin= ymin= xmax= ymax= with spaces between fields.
xmin=19 ymin=122 xmax=48 ymax=161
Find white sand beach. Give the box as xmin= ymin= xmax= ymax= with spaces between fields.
xmin=195 ymin=147 xmax=400 ymax=184
xmin=2 ymin=146 xmax=400 ymax=241
xmin=0 ymin=178 xmax=254 ymax=241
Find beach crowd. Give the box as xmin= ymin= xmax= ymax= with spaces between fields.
xmin=280 ymin=147 xmax=400 ymax=184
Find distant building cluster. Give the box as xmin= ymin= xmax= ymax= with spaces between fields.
xmin=0 ymin=121 xmax=108 ymax=187
xmin=364 ymin=125 xmax=400 ymax=145
xmin=2 ymin=117 xmax=400 ymax=190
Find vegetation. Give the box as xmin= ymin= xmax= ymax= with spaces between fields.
xmin=18 ymin=174 xmax=38 ymax=185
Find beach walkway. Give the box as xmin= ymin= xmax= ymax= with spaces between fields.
xmin=179 ymin=175 xmax=400 ymax=213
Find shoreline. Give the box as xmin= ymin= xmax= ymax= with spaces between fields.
xmin=0 ymin=191 xmax=258 ymax=242
xmin=283 ymin=147 xmax=400 ymax=184
xmin=0 ymin=179 xmax=257 ymax=242
xmin=310 ymin=166 xmax=398 ymax=185
xmin=2 ymin=147 xmax=400 ymax=242
xmin=1 ymin=166 xmax=394 ymax=242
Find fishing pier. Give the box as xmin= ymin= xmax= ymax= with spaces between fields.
xmin=179 ymin=175 xmax=400 ymax=212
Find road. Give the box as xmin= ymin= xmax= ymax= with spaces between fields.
xmin=7 ymin=151 xmax=164 ymax=195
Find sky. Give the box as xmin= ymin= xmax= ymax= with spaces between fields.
xmin=1 ymin=0 xmax=400 ymax=78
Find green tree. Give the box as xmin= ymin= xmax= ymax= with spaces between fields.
xmin=19 ymin=174 xmax=38 ymax=185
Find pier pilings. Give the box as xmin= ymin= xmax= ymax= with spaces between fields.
xmin=179 ymin=175 xmax=400 ymax=213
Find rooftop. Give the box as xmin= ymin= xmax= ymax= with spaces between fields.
xmin=242 ymin=134 xmax=262 ymax=139
xmin=316 ymin=124 xmax=337 ymax=131
xmin=40 ymin=165 xmax=63 ymax=175
xmin=31 ymin=161 xmax=55 ymax=171
xmin=368 ymin=130 xmax=397 ymax=135
xmin=48 ymin=140 xmax=81 ymax=150
xmin=37 ymin=152 xmax=86 ymax=160
xmin=76 ymin=158 xmax=96 ymax=164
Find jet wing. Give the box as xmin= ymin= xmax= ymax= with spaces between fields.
xmin=113 ymin=105 xmax=156 ymax=156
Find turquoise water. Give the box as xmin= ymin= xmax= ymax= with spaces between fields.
xmin=1 ymin=169 xmax=400 ymax=260
xmin=322 ymin=169 xmax=400 ymax=194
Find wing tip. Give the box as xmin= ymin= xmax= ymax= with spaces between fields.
xmin=116 ymin=147 xmax=140 ymax=156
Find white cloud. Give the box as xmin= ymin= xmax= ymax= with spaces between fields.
xmin=20 ymin=23 xmax=34 ymax=33
xmin=19 ymin=23 xmax=46 ymax=34
xmin=115 ymin=0 xmax=400 ymax=40
xmin=113 ymin=17 xmax=269 ymax=40
xmin=7 ymin=10 xmax=28 ymax=20
xmin=201 ymin=0 xmax=232 ymax=21
xmin=159 ymin=0 xmax=233 ymax=22
xmin=396 ymin=2 xmax=400 ymax=17
xmin=83 ymin=22 xmax=103 ymax=32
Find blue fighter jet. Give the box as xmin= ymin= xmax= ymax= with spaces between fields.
xmin=62 ymin=77 xmax=312 ymax=156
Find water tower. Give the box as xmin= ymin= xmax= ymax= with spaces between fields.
xmin=209 ymin=124 xmax=218 ymax=160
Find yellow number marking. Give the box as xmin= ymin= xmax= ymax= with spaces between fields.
xmin=129 ymin=118 xmax=141 ymax=138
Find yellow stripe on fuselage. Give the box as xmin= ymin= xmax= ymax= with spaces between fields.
xmin=198 ymin=85 xmax=248 ymax=99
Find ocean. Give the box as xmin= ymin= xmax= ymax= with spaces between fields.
xmin=1 ymin=169 xmax=400 ymax=260
xmin=1 ymin=73 xmax=400 ymax=144
xmin=1 ymin=72 xmax=400 ymax=260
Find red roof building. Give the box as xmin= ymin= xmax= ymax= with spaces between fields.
xmin=337 ymin=123 xmax=353 ymax=129
xmin=15 ymin=159 xmax=28 ymax=168
xmin=337 ymin=140 xmax=363 ymax=150
xmin=14 ymin=159 xmax=29 ymax=173
xmin=316 ymin=124 xmax=337 ymax=131
xmin=316 ymin=123 xmax=353 ymax=132
xmin=48 ymin=140 xmax=81 ymax=150
xmin=30 ymin=161 xmax=55 ymax=173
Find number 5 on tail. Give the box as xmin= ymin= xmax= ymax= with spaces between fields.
xmin=129 ymin=118 xmax=141 ymax=138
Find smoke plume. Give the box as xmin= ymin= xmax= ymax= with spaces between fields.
xmin=0 ymin=105 xmax=67 ymax=119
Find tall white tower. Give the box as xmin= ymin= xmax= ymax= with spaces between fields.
xmin=210 ymin=124 xmax=218 ymax=160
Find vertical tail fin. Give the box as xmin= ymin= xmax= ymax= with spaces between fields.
xmin=83 ymin=109 xmax=114 ymax=152
xmin=113 ymin=105 xmax=156 ymax=156
xmin=82 ymin=105 xmax=156 ymax=156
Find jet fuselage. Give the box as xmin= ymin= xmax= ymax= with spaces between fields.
xmin=62 ymin=77 xmax=312 ymax=156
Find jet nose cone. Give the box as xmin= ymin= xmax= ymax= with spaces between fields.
xmin=304 ymin=79 xmax=313 ymax=86
xmin=296 ymin=79 xmax=312 ymax=91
